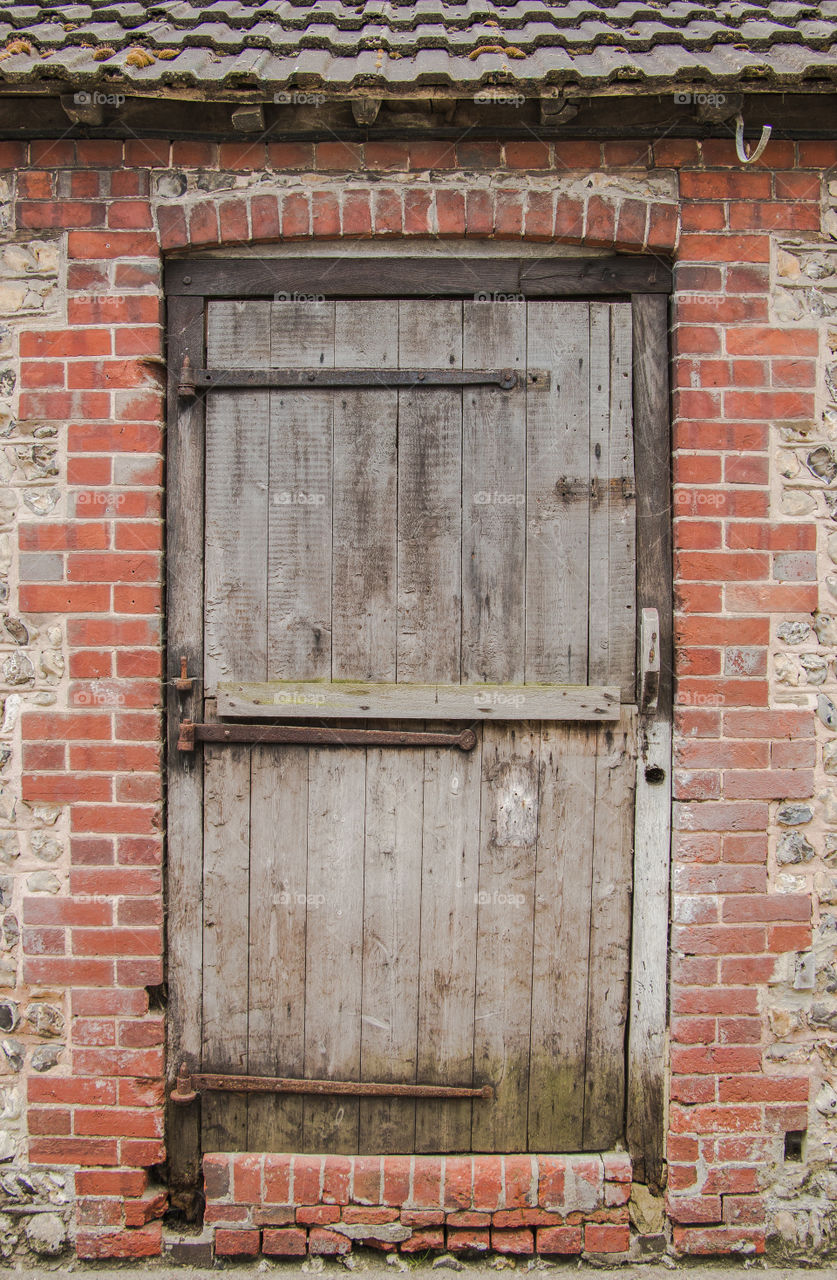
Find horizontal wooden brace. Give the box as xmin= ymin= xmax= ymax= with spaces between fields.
xmin=170 ymin=1064 xmax=493 ymax=1104
xmin=178 ymin=720 xmax=477 ymax=751
xmin=217 ymin=680 xmax=621 ymax=721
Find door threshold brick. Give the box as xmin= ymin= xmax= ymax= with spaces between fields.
xmin=203 ymin=1153 xmax=633 ymax=1258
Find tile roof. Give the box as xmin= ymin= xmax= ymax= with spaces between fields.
xmin=0 ymin=1 xmax=835 ymax=94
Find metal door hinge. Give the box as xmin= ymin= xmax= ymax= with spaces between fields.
xmin=170 ymin=1063 xmax=492 ymax=1105
xmin=177 ymin=363 xmax=551 ymax=397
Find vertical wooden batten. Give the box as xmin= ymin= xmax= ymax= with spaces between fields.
xmin=627 ymin=291 xmax=673 ymax=1194
xmin=165 ymin=294 xmax=207 ymax=1213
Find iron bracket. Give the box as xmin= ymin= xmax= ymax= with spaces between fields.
xmin=170 ymin=1063 xmax=492 ymax=1105
xmin=177 ymin=721 xmax=477 ymax=752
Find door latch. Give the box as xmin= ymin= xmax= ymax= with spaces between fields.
xmin=640 ymin=607 xmax=660 ymax=713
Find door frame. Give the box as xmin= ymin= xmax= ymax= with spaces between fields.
xmin=163 ymin=254 xmax=673 ymax=1207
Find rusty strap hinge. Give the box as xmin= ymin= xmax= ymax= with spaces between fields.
xmin=178 ymin=358 xmax=550 ymax=397
xmin=171 ymin=1064 xmax=492 ymax=1105
xmin=177 ymin=721 xmax=477 ymax=752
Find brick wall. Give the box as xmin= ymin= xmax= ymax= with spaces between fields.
xmin=0 ymin=132 xmax=833 ymax=1261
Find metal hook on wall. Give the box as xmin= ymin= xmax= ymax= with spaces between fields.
xmin=735 ymin=112 xmax=772 ymax=165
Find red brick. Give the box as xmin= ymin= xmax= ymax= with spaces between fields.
xmin=297 ymin=1206 xmax=340 ymax=1225
xmin=401 ymin=1229 xmax=445 ymax=1252
xmin=447 ymin=1228 xmax=490 ymax=1253
xmin=263 ymin=1228 xmax=307 ymax=1256
xmin=492 ymin=1227 xmax=534 ymax=1254
xmin=584 ymin=1222 xmax=630 ymax=1253
xmin=309 ymin=1227 xmax=350 ymax=1255
xmin=215 ymin=1229 xmax=260 ymax=1257
xmin=537 ymin=1225 xmax=583 ymax=1254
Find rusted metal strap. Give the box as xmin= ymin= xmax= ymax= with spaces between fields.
xmin=177 ymin=721 xmax=477 ymax=752
xmin=170 ymin=1064 xmax=492 ymax=1105
xmin=178 ymin=356 xmax=547 ymax=397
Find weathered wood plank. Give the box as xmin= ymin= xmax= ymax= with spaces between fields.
xmin=358 ymin=746 xmax=424 ymax=1153
xmin=462 ymin=301 xmax=527 ymax=685
xmin=165 ymin=293 xmax=205 ymax=1207
xmin=204 ymin=301 xmax=270 ymax=693
xmin=217 ymin=681 xmax=620 ymax=721
xmin=167 ymin=256 xmax=673 ymax=300
xmin=628 ymin=292 xmax=672 ymax=1191
xmin=415 ymin=731 xmax=482 ymax=1152
xmin=396 ymin=300 xmax=463 ymax=683
xmin=588 ymin=303 xmax=612 ymax=688
xmin=471 ymin=722 xmax=539 ymax=1153
xmin=527 ymin=722 xmax=597 ymax=1151
xmin=302 ymin=749 xmax=366 ymax=1153
xmin=583 ymin=710 xmax=636 ymax=1150
xmin=267 ymin=301 xmax=334 ymax=680
xmin=247 ymin=745 xmax=308 ymax=1151
xmin=201 ymin=745 xmax=250 ymax=1152
xmin=332 ymin=302 xmax=399 ymax=681
xmin=606 ymin=303 xmax=637 ymax=700
xmin=525 ymin=301 xmax=590 ymax=684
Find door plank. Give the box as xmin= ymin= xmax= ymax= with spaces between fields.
xmin=606 ymin=304 xmax=636 ymax=699
xmin=525 ymin=301 xmax=591 ymax=684
xmin=302 ymin=749 xmax=366 ymax=1153
xmin=267 ymin=301 xmax=335 ymax=680
xmin=218 ymin=680 xmax=619 ymax=721
xmin=201 ymin=745 xmax=251 ymax=1151
xmin=588 ymin=303 xmax=612 ymax=690
xmin=415 ymin=732 xmax=482 ymax=1152
xmin=527 ymin=723 xmax=597 ymax=1151
xmin=247 ymin=745 xmax=308 ymax=1151
xmin=588 ymin=305 xmax=636 ymax=698
xmin=166 ymin=294 xmax=205 ymax=1205
xmin=358 ymin=747 xmax=424 ymax=1153
xmin=204 ymin=301 xmax=270 ymax=693
xmin=583 ymin=709 xmax=637 ymax=1149
xmin=332 ymin=302 xmax=399 ymax=680
xmin=471 ymin=723 xmax=539 ymax=1153
xmin=462 ymin=301 xmax=527 ymax=685
xmin=397 ymin=300 xmax=463 ymax=683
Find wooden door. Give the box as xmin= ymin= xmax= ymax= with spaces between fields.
xmin=170 ymin=292 xmax=640 ymax=1162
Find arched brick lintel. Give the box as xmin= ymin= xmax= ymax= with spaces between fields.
xmin=156 ymin=184 xmax=680 ymax=254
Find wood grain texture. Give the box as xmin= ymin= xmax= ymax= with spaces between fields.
xmin=358 ymin=747 xmax=423 ymax=1153
xmin=415 ymin=731 xmax=482 ymax=1152
xmin=471 ymin=722 xmax=539 ymax=1153
xmin=526 ymin=301 xmax=590 ymax=684
xmin=583 ymin=710 xmax=637 ymax=1150
xmin=247 ymin=745 xmax=308 ymax=1151
xmin=267 ymin=301 xmax=334 ymax=680
xmin=165 ymin=294 xmax=205 ymax=1206
xmin=303 ymin=748 xmax=366 ymax=1153
xmin=527 ymin=722 xmax=597 ymax=1151
xmin=217 ymin=681 xmax=620 ymax=721
xmin=201 ymin=745 xmax=250 ymax=1152
xmin=204 ymin=301 xmax=270 ymax=693
xmin=462 ymin=301 xmax=527 ymax=685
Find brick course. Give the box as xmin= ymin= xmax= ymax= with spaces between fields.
xmin=0 ymin=133 xmax=832 ymax=1260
